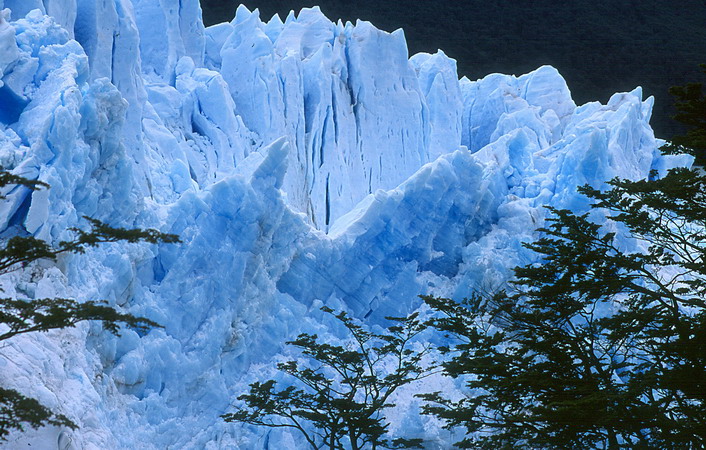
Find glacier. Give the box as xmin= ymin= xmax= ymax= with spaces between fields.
xmin=0 ymin=2 xmax=692 ymax=449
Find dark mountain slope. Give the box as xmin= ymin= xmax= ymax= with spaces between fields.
xmin=200 ymin=0 xmax=706 ymax=140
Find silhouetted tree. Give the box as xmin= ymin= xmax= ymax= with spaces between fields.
xmin=224 ymin=307 xmax=435 ymax=449
xmin=421 ymin=165 xmax=706 ymax=448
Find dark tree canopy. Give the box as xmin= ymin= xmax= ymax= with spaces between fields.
xmin=422 ymin=166 xmax=706 ymax=448
xmin=663 ymin=63 xmax=706 ymax=164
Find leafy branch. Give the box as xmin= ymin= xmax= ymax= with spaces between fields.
xmin=224 ymin=307 xmax=436 ymax=450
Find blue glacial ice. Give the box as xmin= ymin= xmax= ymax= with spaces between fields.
xmin=0 ymin=2 xmax=693 ymax=449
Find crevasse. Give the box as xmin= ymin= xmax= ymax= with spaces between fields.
xmin=0 ymin=2 xmax=691 ymax=448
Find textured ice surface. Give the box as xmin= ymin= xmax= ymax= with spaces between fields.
xmin=0 ymin=2 xmax=690 ymax=449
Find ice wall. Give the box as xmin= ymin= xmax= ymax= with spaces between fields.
xmin=0 ymin=2 xmax=690 ymax=449
xmin=204 ymin=6 xmax=440 ymax=230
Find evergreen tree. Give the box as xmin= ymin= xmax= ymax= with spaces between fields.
xmin=421 ymin=166 xmax=706 ymax=448
xmin=0 ymin=170 xmax=180 ymax=440
xmin=223 ymin=307 xmax=435 ymax=450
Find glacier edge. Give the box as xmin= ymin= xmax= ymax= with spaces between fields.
xmin=0 ymin=2 xmax=689 ymax=448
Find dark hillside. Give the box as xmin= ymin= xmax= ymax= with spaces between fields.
xmin=199 ymin=0 xmax=706 ymax=140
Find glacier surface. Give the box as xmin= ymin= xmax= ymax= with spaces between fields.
xmin=0 ymin=2 xmax=691 ymax=448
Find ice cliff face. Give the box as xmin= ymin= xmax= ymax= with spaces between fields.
xmin=0 ymin=2 xmax=691 ymax=449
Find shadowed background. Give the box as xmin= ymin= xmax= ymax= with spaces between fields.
xmin=199 ymin=0 xmax=706 ymax=140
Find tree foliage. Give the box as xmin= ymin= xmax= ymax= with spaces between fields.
xmin=0 ymin=170 xmax=179 ymax=440
xmin=0 ymin=388 xmax=75 ymax=441
xmin=421 ymin=166 xmax=706 ymax=448
xmin=661 ymin=63 xmax=706 ymax=163
xmin=223 ymin=307 xmax=435 ymax=450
